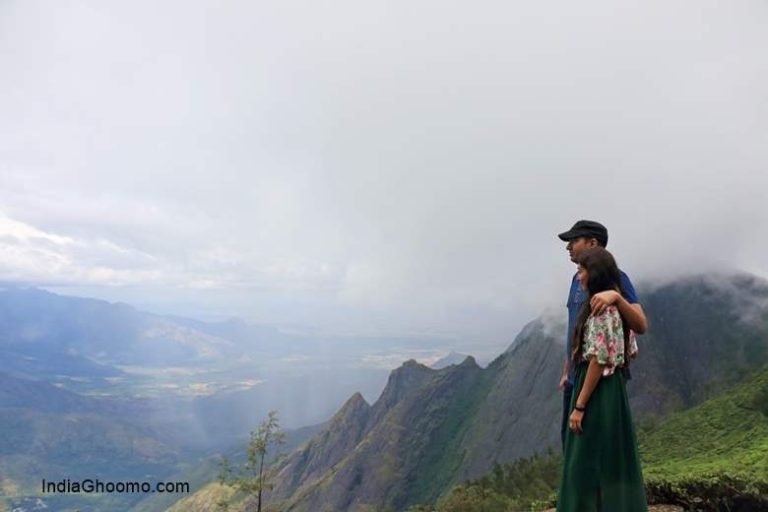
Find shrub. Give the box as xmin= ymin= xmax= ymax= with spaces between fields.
xmin=646 ymin=473 xmax=768 ymax=512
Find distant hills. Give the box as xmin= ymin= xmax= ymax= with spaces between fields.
xmin=178 ymin=272 xmax=768 ymax=512
xmin=0 ymin=286 xmax=241 ymax=374
xmin=0 ymin=286 xmax=436 ymax=511
xmin=430 ymin=351 xmax=474 ymax=369
xmin=0 ymin=286 xmax=393 ymax=434
xmin=0 ymin=372 xmax=182 ymax=512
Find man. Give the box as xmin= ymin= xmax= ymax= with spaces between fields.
xmin=557 ymin=220 xmax=647 ymax=449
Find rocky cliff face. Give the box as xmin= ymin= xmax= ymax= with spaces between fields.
xmin=268 ymin=357 xmax=486 ymax=510
xmin=271 ymin=392 xmax=373 ymax=496
xmin=242 ymin=274 xmax=768 ymax=512
xmin=455 ymin=318 xmax=564 ymax=481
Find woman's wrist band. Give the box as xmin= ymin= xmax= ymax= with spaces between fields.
xmin=575 ymin=404 xmax=586 ymax=412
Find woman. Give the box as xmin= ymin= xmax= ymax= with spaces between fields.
xmin=557 ymin=247 xmax=647 ymax=512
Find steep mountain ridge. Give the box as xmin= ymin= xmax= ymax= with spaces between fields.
xmin=266 ymin=357 xmax=487 ymax=510
xmin=369 ymin=359 xmax=439 ymax=425
xmin=244 ymin=273 xmax=768 ymax=512
xmin=454 ymin=318 xmax=563 ymax=480
xmin=275 ymin=392 xmax=373 ymax=495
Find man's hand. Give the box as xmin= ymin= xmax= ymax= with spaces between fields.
xmin=590 ymin=290 xmax=620 ymax=315
xmin=559 ymin=374 xmax=569 ymax=390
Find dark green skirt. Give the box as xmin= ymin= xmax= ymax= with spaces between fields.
xmin=557 ymin=363 xmax=647 ymax=512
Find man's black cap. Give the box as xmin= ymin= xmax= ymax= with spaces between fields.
xmin=558 ymin=220 xmax=608 ymax=246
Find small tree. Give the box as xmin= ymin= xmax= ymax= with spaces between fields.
xmin=219 ymin=410 xmax=287 ymax=512
xmin=216 ymin=456 xmax=233 ymax=511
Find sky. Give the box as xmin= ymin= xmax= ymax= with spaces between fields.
xmin=1 ymin=0 xmax=767 ymax=349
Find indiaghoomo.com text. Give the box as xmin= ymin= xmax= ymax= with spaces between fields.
xmin=41 ymin=478 xmax=190 ymax=494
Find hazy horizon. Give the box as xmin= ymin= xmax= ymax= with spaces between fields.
xmin=2 ymin=0 xmax=767 ymax=347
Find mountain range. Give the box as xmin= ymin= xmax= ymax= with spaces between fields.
xmin=3 ymin=273 xmax=767 ymax=511
xmin=173 ymin=273 xmax=768 ymax=512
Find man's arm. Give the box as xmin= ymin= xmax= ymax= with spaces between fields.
xmin=590 ymin=291 xmax=648 ymax=334
xmin=559 ymin=358 xmax=569 ymax=390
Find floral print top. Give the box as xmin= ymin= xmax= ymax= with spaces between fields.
xmin=582 ymin=305 xmax=638 ymax=376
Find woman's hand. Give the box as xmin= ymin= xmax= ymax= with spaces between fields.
xmin=569 ymin=409 xmax=584 ymax=434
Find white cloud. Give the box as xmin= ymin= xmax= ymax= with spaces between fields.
xmin=0 ymin=210 xmax=165 ymax=285
xmin=0 ymin=212 xmax=73 ymax=246
xmin=1 ymin=0 xmax=767 ymax=343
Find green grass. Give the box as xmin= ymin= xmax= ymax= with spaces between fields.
xmin=638 ymin=364 xmax=768 ymax=508
xmin=639 ymin=363 xmax=768 ymax=481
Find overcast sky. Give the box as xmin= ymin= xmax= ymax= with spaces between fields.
xmin=1 ymin=0 xmax=766 ymax=348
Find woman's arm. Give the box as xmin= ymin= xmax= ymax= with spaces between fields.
xmin=569 ymin=357 xmax=603 ymax=434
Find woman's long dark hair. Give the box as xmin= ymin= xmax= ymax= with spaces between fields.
xmin=571 ymin=247 xmax=631 ymax=366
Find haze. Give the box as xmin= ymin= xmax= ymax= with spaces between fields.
xmin=1 ymin=0 xmax=766 ymax=350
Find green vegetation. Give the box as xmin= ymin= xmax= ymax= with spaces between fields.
xmin=406 ymin=450 xmax=561 ymax=512
xmin=404 ymin=367 xmax=496 ymax=506
xmin=418 ymin=364 xmax=768 ymax=512
xmin=639 ymin=363 xmax=768 ymax=510
xmin=0 ymin=408 xmax=179 ymax=512
xmin=166 ymin=482 xmax=236 ymax=512
xmin=218 ymin=411 xmax=287 ymax=512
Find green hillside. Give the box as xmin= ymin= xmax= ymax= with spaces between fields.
xmin=0 ymin=407 xmax=181 ymax=512
xmin=428 ymin=363 xmax=768 ymax=512
xmin=638 ymin=363 xmax=768 ymax=509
